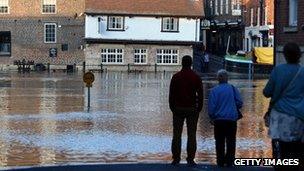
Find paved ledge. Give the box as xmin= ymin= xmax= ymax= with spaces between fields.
xmin=3 ymin=163 xmax=274 ymax=171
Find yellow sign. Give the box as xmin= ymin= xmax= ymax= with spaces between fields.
xmin=83 ymin=72 xmax=95 ymax=87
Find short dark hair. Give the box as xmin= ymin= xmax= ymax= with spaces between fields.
xmin=283 ymin=43 xmax=302 ymax=64
xmin=182 ymin=55 xmax=192 ymax=68
xmin=217 ymin=69 xmax=228 ymax=83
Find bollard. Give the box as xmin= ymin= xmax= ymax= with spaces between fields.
xmin=154 ymin=63 xmax=157 ymax=73
xmin=47 ymin=63 xmax=50 ymax=73
xmin=83 ymin=61 xmax=86 ymax=72
xmin=73 ymin=63 xmax=76 ymax=73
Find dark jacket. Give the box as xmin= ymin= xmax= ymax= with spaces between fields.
xmin=169 ymin=68 xmax=203 ymax=113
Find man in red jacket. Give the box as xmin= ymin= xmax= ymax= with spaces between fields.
xmin=169 ymin=55 xmax=204 ymax=166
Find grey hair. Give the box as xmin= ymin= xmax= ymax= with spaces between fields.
xmin=217 ymin=69 xmax=228 ymax=79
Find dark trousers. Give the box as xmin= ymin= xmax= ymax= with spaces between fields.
xmin=272 ymin=140 xmax=304 ymax=171
xmin=171 ymin=111 xmax=199 ymax=162
xmin=214 ymin=120 xmax=237 ymax=166
xmin=204 ymin=62 xmax=209 ymax=73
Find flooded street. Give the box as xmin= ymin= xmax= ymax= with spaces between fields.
xmin=0 ymin=71 xmax=271 ymax=168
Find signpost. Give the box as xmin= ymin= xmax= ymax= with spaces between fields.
xmin=49 ymin=48 xmax=57 ymax=58
xmin=83 ymin=72 xmax=95 ymax=108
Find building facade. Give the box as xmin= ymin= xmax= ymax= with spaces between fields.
xmin=0 ymin=0 xmax=85 ymax=69
xmin=275 ymin=0 xmax=304 ymax=65
xmin=205 ymin=0 xmax=244 ymax=56
xmin=243 ymin=0 xmax=274 ymax=52
xmin=84 ymin=0 xmax=204 ymax=71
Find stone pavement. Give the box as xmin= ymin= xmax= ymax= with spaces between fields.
xmin=4 ymin=163 xmax=274 ymax=171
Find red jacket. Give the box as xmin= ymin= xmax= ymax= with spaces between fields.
xmin=169 ymin=68 xmax=203 ymax=112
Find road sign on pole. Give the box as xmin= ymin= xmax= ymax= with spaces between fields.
xmin=83 ymin=72 xmax=95 ymax=108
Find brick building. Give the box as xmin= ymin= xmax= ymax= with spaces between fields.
xmin=275 ymin=0 xmax=304 ymax=65
xmin=243 ymin=0 xmax=274 ymax=52
xmin=0 ymin=0 xmax=85 ymax=69
xmin=205 ymin=0 xmax=244 ymax=55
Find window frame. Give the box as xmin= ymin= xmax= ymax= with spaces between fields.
xmin=210 ymin=0 xmax=214 ymax=15
xmin=41 ymin=0 xmax=56 ymax=14
xmin=289 ymin=0 xmax=298 ymax=26
xmin=107 ymin=16 xmax=125 ymax=31
xmin=44 ymin=23 xmax=57 ymax=44
xmin=134 ymin=49 xmax=148 ymax=65
xmin=101 ymin=48 xmax=124 ymax=64
xmin=156 ymin=49 xmax=179 ymax=65
xmin=215 ymin=0 xmax=219 ymax=15
xmin=0 ymin=0 xmax=9 ymax=14
xmin=225 ymin=0 xmax=229 ymax=14
xmin=161 ymin=17 xmax=179 ymax=32
xmin=220 ymin=0 xmax=223 ymax=15
xmin=0 ymin=31 xmax=11 ymax=56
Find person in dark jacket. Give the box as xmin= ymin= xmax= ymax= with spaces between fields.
xmin=169 ymin=55 xmax=204 ymax=166
xmin=208 ymin=69 xmax=243 ymax=167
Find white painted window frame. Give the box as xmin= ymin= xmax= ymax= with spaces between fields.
xmin=232 ymin=0 xmax=241 ymax=10
xmin=257 ymin=7 xmax=260 ymax=26
xmin=231 ymin=0 xmax=234 ymax=10
xmin=220 ymin=0 xmax=223 ymax=15
xmin=156 ymin=49 xmax=179 ymax=65
xmin=162 ymin=17 xmax=179 ymax=32
xmin=250 ymin=8 xmax=254 ymax=26
xmin=101 ymin=48 xmax=124 ymax=64
xmin=289 ymin=0 xmax=298 ymax=26
xmin=134 ymin=49 xmax=148 ymax=64
xmin=107 ymin=16 xmax=124 ymax=30
xmin=237 ymin=0 xmax=241 ymax=10
xmin=44 ymin=23 xmax=57 ymax=43
xmin=210 ymin=0 xmax=214 ymax=15
xmin=225 ymin=0 xmax=229 ymax=14
xmin=42 ymin=0 xmax=56 ymax=14
xmin=264 ymin=7 xmax=268 ymax=26
xmin=0 ymin=0 xmax=9 ymax=14
xmin=215 ymin=0 xmax=219 ymax=15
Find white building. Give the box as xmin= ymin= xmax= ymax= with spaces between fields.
xmin=84 ymin=0 xmax=204 ymax=71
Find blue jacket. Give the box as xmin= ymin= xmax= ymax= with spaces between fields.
xmin=263 ymin=64 xmax=304 ymax=121
xmin=208 ymin=83 xmax=243 ymax=121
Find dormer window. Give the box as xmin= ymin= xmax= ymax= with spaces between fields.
xmin=0 ymin=0 xmax=9 ymax=14
xmin=42 ymin=0 xmax=56 ymax=14
xmin=162 ymin=17 xmax=179 ymax=32
xmin=107 ymin=16 xmax=125 ymax=31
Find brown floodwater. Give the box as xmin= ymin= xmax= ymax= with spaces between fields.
xmin=0 ymin=71 xmax=272 ymax=168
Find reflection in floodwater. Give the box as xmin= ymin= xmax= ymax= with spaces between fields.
xmin=0 ymin=72 xmax=271 ymax=168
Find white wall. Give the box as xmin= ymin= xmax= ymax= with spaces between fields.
xmin=244 ymin=25 xmax=274 ymax=52
xmin=85 ymin=15 xmax=200 ymax=42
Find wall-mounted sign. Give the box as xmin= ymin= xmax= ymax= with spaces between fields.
xmin=49 ymin=48 xmax=57 ymax=58
xmin=201 ymin=20 xmax=211 ymax=30
xmin=232 ymin=10 xmax=242 ymax=16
